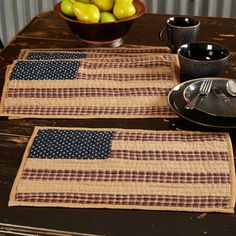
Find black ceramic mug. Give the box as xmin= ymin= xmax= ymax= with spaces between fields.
xmin=159 ymin=16 xmax=200 ymax=52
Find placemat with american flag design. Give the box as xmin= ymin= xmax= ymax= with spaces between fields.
xmin=0 ymin=52 xmax=179 ymax=119
xmin=9 ymin=127 xmax=235 ymax=213
xmin=18 ymin=45 xmax=171 ymax=59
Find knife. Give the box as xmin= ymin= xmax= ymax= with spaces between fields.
xmin=212 ymin=87 xmax=236 ymax=114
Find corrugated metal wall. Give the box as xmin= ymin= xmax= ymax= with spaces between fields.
xmin=0 ymin=0 xmax=236 ymax=45
xmin=0 ymin=0 xmax=60 ymax=45
xmin=144 ymin=0 xmax=236 ymax=17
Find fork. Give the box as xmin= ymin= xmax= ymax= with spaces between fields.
xmin=185 ymin=79 xmax=213 ymax=110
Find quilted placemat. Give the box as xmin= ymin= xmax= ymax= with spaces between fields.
xmin=18 ymin=45 xmax=171 ymax=59
xmin=19 ymin=51 xmax=178 ymax=64
xmin=0 ymin=54 xmax=179 ymax=119
xmin=19 ymin=51 xmax=176 ymax=61
xmin=9 ymin=127 xmax=235 ymax=213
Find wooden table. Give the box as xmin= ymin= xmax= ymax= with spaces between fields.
xmin=0 ymin=11 xmax=236 ymax=236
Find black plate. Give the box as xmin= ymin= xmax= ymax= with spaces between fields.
xmin=183 ymin=78 xmax=236 ymax=117
xmin=168 ymin=78 xmax=236 ymax=129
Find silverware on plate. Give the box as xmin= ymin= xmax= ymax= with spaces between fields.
xmin=185 ymin=79 xmax=212 ymax=110
xmin=212 ymin=87 xmax=236 ymax=114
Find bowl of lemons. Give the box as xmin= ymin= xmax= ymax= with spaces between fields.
xmin=54 ymin=0 xmax=146 ymax=46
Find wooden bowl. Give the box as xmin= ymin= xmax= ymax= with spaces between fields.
xmin=54 ymin=0 xmax=146 ymax=44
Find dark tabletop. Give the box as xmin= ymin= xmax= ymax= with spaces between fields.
xmin=0 ymin=10 xmax=236 ymax=236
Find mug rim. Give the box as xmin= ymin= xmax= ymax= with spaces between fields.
xmin=167 ymin=16 xmax=200 ymax=28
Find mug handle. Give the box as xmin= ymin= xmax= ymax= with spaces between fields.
xmin=159 ymin=27 xmax=173 ymax=49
